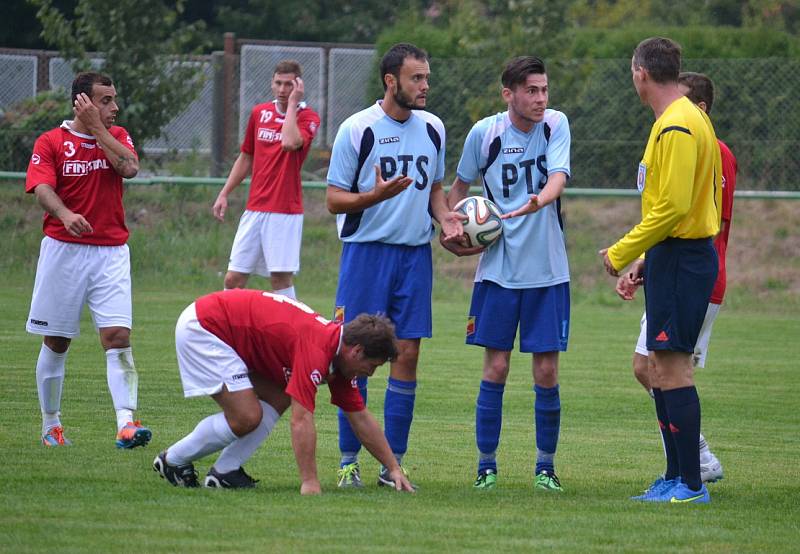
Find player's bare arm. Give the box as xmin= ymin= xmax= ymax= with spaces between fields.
xmin=501 ymin=171 xmax=567 ymax=219
xmin=345 ymin=410 xmax=415 ymax=492
xmin=73 ymin=93 xmax=139 ymax=179
xmin=439 ymin=176 xmax=485 ymax=257
xmin=289 ymin=398 xmax=321 ymax=495
xmin=326 ymin=165 xmax=413 ymax=214
xmin=213 ymin=152 xmax=254 ymax=221
xmin=429 ymin=182 xmax=464 ymax=240
xmin=34 ymin=184 xmax=93 ymax=237
xmin=281 ymin=77 xmax=305 ymax=151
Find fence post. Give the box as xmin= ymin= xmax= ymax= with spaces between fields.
xmin=211 ymin=51 xmax=224 ymax=176
xmin=221 ymin=32 xmax=237 ymax=172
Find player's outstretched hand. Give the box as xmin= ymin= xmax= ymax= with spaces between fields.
xmin=389 ymin=469 xmax=416 ymax=493
xmin=372 ymin=165 xmax=413 ymax=202
xmin=62 ymin=211 xmax=93 ymax=237
xmin=501 ymin=194 xmax=540 ymax=219
xmin=599 ymin=247 xmax=619 ymax=277
xmin=212 ymin=194 xmax=227 ymax=222
xmin=440 ymin=210 xmax=467 ymax=241
xmin=439 ymin=230 xmax=485 ymax=257
xmin=289 ymin=77 xmax=305 ymax=105
xmin=300 ymin=478 xmax=322 ymax=495
xmin=73 ymin=92 xmax=103 ymax=134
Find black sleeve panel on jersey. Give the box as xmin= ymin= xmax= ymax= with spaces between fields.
xmin=544 ymin=122 xmax=551 ymax=143
xmin=480 ymin=135 xmax=502 ymax=204
xmin=656 ymin=126 xmax=691 ymax=142
xmin=341 ymin=127 xmax=376 ymax=238
xmin=426 ymin=122 xmax=442 ymax=153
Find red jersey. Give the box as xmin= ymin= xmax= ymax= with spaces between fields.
xmin=710 ymin=139 xmax=737 ymax=304
xmin=25 ymin=121 xmax=137 ymax=246
xmin=240 ymin=101 xmax=320 ymax=214
xmin=195 ymin=289 xmax=364 ymax=413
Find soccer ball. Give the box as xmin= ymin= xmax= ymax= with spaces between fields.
xmin=453 ymin=196 xmax=503 ymax=248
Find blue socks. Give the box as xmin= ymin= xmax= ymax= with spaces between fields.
xmin=384 ymin=377 xmax=416 ymax=463
xmin=534 ymin=384 xmax=560 ymax=474
xmin=476 ymin=380 xmax=505 ymax=473
xmin=663 ymin=386 xmax=702 ymax=491
xmin=338 ymin=376 xmax=368 ymax=466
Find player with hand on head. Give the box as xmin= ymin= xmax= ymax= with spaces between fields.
xmin=25 ymin=71 xmax=150 ymax=449
xmin=600 ymin=38 xmax=723 ymax=504
xmin=617 ymin=71 xmax=737 ymax=485
xmin=442 ymin=56 xmax=572 ymax=492
xmin=153 ymin=289 xmax=414 ymax=494
xmin=326 ymin=43 xmax=463 ymax=489
xmin=213 ymin=60 xmax=320 ymax=299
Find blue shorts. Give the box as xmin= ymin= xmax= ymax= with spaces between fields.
xmin=645 ymin=237 xmax=717 ymax=353
xmin=466 ymin=280 xmax=570 ymax=353
xmin=334 ymin=242 xmax=432 ymax=339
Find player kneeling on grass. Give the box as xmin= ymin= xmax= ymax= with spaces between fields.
xmin=153 ymin=289 xmax=415 ymax=494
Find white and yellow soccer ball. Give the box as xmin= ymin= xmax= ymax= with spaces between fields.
xmin=453 ymin=195 xmax=503 ymax=248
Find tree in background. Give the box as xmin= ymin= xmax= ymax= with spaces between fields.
xmin=30 ymin=0 xmax=209 ymax=148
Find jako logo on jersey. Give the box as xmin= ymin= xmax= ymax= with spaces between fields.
xmin=63 ymin=159 xmax=110 ymax=176
xmin=283 ymin=367 xmax=292 ymax=382
xmin=258 ymin=128 xmax=282 ymax=142
xmin=379 ymin=136 xmax=400 ymax=144
xmin=259 ymin=110 xmax=273 ymax=123
xmin=31 ymin=154 xmax=41 ymax=165
xmin=350 ymin=378 xmax=358 ymax=388
xmin=379 ymin=155 xmax=430 ymax=190
xmin=310 ymin=370 xmax=323 ymax=387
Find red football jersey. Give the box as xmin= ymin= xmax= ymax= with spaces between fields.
xmin=195 ymin=289 xmax=364 ymax=413
xmin=710 ymin=139 xmax=737 ymax=305
xmin=25 ymin=121 xmax=137 ymax=246
xmin=240 ymin=101 xmax=320 ymax=214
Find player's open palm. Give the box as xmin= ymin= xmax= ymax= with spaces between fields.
xmin=212 ymin=195 xmax=227 ymax=222
xmin=501 ymin=194 xmax=540 ymax=219
xmin=372 ymin=164 xmax=413 ymax=201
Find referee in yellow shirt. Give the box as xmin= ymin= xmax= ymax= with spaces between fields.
xmin=600 ymin=37 xmax=722 ymax=504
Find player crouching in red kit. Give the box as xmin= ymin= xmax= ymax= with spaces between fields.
xmin=153 ymin=289 xmax=415 ymax=494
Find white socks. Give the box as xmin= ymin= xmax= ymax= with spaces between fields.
xmin=214 ymin=401 xmax=281 ymax=473
xmin=106 ymin=347 xmax=138 ymax=430
xmin=167 ymin=412 xmax=237 ymax=466
xmin=274 ymin=286 xmax=296 ymax=299
xmin=36 ymin=343 xmax=67 ymax=434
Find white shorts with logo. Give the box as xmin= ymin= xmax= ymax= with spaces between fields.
xmin=635 ymin=302 xmax=721 ymax=368
xmin=228 ymin=210 xmax=303 ymax=277
xmin=27 ymin=236 xmax=132 ymax=338
xmin=175 ymin=303 xmax=253 ymax=398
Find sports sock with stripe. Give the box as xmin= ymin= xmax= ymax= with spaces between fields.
xmin=384 ymin=377 xmax=416 ymax=463
xmin=338 ymin=376 xmax=367 ymax=466
xmin=663 ymin=386 xmax=702 ymax=491
xmin=652 ymin=387 xmax=680 ymax=481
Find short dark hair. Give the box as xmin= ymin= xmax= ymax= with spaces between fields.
xmin=501 ymin=56 xmax=546 ymax=89
xmin=678 ymin=71 xmax=715 ymax=114
xmin=71 ymin=72 xmax=113 ymax=105
xmin=274 ymin=59 xmax=302 ymax=77
xmin=342 ymin=314 xmax=398 ymax=361
xmin=379 ymin=43 xmax=429 ymax=91
xmin=632 ymin=37 xmax=681 ymax=84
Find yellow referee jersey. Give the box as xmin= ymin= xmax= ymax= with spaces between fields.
xmin=608 ymin=96 xmax=722 ymax=271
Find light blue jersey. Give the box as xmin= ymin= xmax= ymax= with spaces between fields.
xmin=457 ymin=109 xmax=571 ymax=288
xmin=327 ymin=101 xmax=446 ymax=246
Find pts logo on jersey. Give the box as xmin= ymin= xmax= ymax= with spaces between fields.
xmin=258 ymin=128 xmax=282 ymax=143
xmin=62 ymin=159 xmax=110 ymax=176
xmin=379 ymin=155 xmax=430 ymax=190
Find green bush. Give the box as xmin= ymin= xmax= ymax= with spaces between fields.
xmin=0 ymin=90 xmax=71 ymax=171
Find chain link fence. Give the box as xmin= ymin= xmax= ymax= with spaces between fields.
xmin=2 ymin=45 xmax=799 ymax=190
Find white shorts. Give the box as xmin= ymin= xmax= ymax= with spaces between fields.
xmin=635 ymin=303 xmax=721 ymax=368
xmin=175 ymin=303 xmax=253 ymax=398
xmin=228 ymin=210 xmax=303 ymax=277
xmin=27 ymin=237 xmax=132 ymax=338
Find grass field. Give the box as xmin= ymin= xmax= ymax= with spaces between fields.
xmin=2 ymin=278 xmax=799 ymax=553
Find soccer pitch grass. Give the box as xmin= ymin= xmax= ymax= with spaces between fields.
xmin=1 ymin=282 xmax=798 ymax=553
